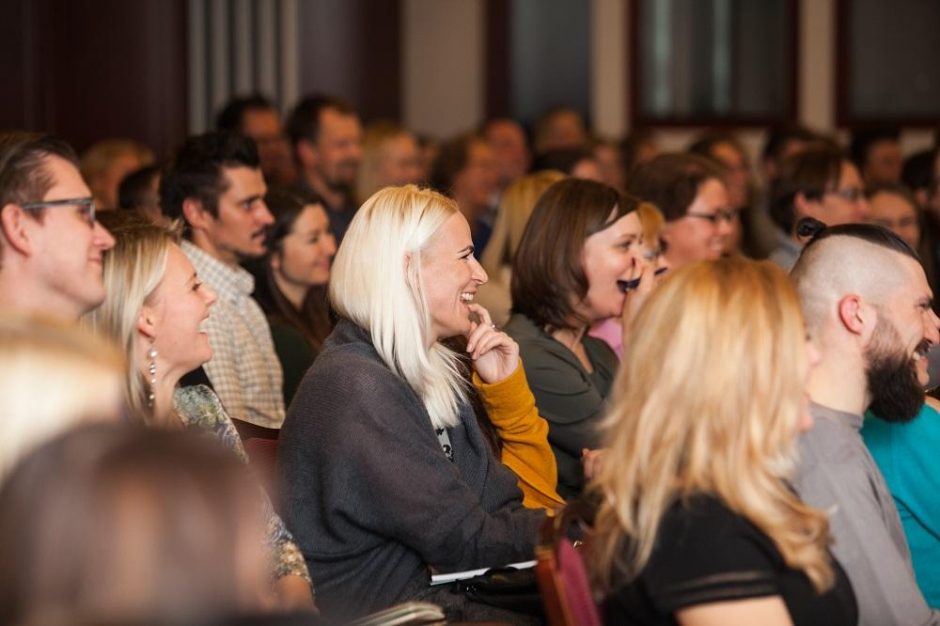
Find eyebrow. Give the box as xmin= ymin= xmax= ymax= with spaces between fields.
xmin=238 ymin=194 xmax=264 ymax=205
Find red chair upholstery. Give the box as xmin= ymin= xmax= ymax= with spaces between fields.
xmin=535 ymin=502 xmax=603 ymax=626
xmin=243 ymin=437 xmax=280 ymax=508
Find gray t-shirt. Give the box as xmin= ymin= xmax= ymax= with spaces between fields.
xmin=793 ymin=403 xmax=940 ymax=626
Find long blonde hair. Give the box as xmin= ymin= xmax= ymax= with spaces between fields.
xmin=84 ymin=212 xmax=179 ymax=424
xmin=0 ymin=314 xmax=124 ymax=480
xmin=590 ymin=258 xmax=834 ymax=593
xmin=481 ymin=170 xmax=566 ymax=277
xmin=330 ymin=185 xmax=469 ymax=429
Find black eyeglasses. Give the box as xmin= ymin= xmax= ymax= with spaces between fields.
xmin=20 ymin=196 xmax=96 ymax=226
xmin=686 ymin=208 xmax=740 ymax=225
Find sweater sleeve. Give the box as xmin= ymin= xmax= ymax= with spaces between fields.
xmin=472 ymin=363 xmax=564 ymax=510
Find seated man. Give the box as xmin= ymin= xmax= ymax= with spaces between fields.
xmin=0 ymin=131 xmax=115 ymax=320
xmin=791 ymin=221 xmax=940 ymax=625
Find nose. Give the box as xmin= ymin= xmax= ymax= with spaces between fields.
xmin=717 ymin=216 xmax=734 ymax=236
xmin=95 ymin=221 xmax=116 ymax=250
xmin=256 ymin=199 xmax=275 ymax=226
xmin=927 ymin=309 xmax=940 ymax=346
xmin=470 ymin=256 xmax=488 ymax=285
xmin=203 ymin=283 xmax=218 ymax=307
xmin=855 ymin=196 xmax=872 ymax=221
xmin=325 ymin=233 xmax=337 ymax=257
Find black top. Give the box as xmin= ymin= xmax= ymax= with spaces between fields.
xmin=604 ymin=494 xmax=858 ymax=626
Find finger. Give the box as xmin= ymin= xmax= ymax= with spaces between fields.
xmin=467 ymin=303 xmax=495 ymax=329
xmin=465 ymin=320 xmax=493 ymax=353
xmin=471 ymin=332 xmax=505 ymax=360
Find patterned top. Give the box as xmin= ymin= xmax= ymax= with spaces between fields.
xmin=174 ymin=384 xmax=310 ymax=584
xmin=182 ymin=240 xmax=285 ymax=428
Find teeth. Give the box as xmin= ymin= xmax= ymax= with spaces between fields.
xmin=460 ymin=293 xmax=474 ymax=303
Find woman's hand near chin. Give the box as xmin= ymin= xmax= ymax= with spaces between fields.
xmin=622 ymin=258 xmax=656 ymax=339
xmin=465 ymin=303 xmax=520 ymax=384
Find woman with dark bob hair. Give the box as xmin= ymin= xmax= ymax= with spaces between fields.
xmin=247 ymin=187 xmax=335 ymax=405
xmin=506 ymin=178 xmax=651 ymax=497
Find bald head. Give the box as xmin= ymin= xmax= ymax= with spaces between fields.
xmin=791 ymin=224 xmax=922 ymax=335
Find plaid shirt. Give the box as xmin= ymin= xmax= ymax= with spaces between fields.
xmin=182 ymin=240 xmax=285 ymax=428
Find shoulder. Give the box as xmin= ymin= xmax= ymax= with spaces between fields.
xmin=174 ymin=385 xmax=245 ymax=455
xmin=639 ymin=495 xmax=780 ymax=611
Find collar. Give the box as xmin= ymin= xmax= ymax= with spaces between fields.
xmin=811 ymin=401 xmax=864 ymax=432
xmin=181 ymin=240 xmax=255 ymax=300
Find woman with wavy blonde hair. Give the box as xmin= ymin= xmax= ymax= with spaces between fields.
xmin=590 ymin=258 xmax=857 ymax=625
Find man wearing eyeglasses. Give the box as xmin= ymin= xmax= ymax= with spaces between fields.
xmin=0 ymin=132 xmax=115 ymax=320
xmin=768 ymin=146 xmax=871 ymax=271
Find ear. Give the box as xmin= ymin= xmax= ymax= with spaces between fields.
xmin=296 ymin=139 xmax=318 ymax=168
xmin=137 ymin=303 xmax=158 ymax=340
xmin=182 ymin=198 xmax=213 ymax=233
xmin=0 ymin=203 xmax=35 ymax=255
xmin=793 ymin=192 xmax=815 ymax=222
xmin=836 ymin=294 xmax=867 ymax=336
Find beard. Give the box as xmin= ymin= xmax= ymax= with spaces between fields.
xmin=865 ymin=317 xmax=925 ymax=423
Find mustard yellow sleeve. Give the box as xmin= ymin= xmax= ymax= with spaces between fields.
xmin=473 ymin=361 xmax=565 ymax=510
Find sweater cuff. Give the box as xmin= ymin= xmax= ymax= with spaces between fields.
xmin=472 ymin=361 xmax=534 ymax=413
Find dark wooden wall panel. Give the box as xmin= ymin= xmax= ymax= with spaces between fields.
xmin=1 ymin=0 xmax=188 ymax=158
xmin=296 ymin=0 xmax=400 ymax=123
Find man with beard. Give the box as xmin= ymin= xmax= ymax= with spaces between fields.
xmin=791 ymin=220 xmax=940 ymax=625
xmin=286 ymin=94 xmax=362 ymax=243
xmin=161 ymin=132 xmax=285 ymax=436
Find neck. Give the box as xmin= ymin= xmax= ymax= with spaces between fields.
xmin=807 ymin=354 xmax=870 ymax=416
xmin=272 ymin=272 xmax=307 ymax=310
xmin=301 ymin=169 xmax=346 ymax=209
xmin=150 ymin=373 xmax=183 ymax=429
xmin=0 ymin=272 xmax=83 ymax=321
xmin=550 ymin=324 xmax=588 ymax=350
xmin=189 ymin=232 xmax=238 ymax=268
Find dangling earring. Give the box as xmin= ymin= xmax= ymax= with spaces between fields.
xmin=147 ymin=345 xmax=158 ymax=408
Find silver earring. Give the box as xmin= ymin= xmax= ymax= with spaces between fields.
xmin=147 ymin=345 xmax=158 ymax=408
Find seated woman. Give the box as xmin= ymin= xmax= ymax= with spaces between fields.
xmin=84 ymin=212 xmax=314 ymax=611
xmin=506 ymin=178 xmax=649 ymax=497
xmin=590 ymin=258 xmax=857 ymax=625
xmin=248 ymin=188 xmax=335 ymax=405
xmin=279 ymin=185 xmax=546 ymax=623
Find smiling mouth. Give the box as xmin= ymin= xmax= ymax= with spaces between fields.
xmin=460 ymin=292 xmax=475 ymax=303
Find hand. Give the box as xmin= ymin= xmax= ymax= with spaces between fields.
xmin=275 ymin=574 xmax=317 ymax=613
xmin=465 ymin=303 xmax=519 ymax=384
xmin=581 ymin=448 xmax=607 ymax=480
xmin=622 ymin=258 xmax=656 ymax=337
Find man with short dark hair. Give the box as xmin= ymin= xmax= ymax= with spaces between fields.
xmin=286 ymin=94 xmax=362 ymax=242
xmin=851 ymin=127 xmax=903 ymax=187
xmin=160 ymin=131 xmax=284 ymax=434
xmin=216 ymin=93 xmax=295 ymax=186
xmin=0 ymin=131 xmax=115 ymax=320
xmin=791 ymin=222 xmax=940 ymax=625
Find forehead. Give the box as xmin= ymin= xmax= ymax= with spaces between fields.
xmin=711 ymin=141 xmax=743 ymax=165
xmin=890 ymin=254 xmax=932 ymax=302
xmin=427 ymin=212 xmax=471 ymax=254
xmin=240 ymin=108 xmax=280 ymax=135
xmin=319 ymin=109 xmax=360 ymax=138
xmin=291 ymin=204 xmax=327 ymax=231
xmin=590 ymin=210 xmax=642 ymax=243
xmin=870 ymin=191 xmax=916 ymax=217
xmin=220 ymin=166 xmax=265 ymax=196
xmin=42 ymin=155 xmax=91 ymax=199
xmin=838 ymin=161 xmax=863 ymax=186
xmin=165 ymin=241 xmax=193 ymax=273
xmin=691 ymin=177 xmax=728 ymax=210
